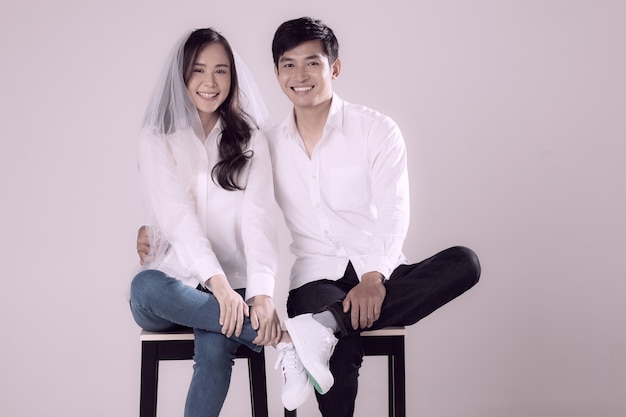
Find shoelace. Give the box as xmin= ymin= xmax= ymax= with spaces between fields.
xmin=274 ymin=344 xmax=303 ymax=376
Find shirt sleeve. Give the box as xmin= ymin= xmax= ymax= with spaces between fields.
xmin=364 ymin=118 xmax=411 ymax=279
xmin=138 ymin=131 xmax=224 ymax=283
xmin=241 ymin=130 xmax=279 ymax=301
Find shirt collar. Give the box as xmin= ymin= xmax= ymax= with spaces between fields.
xmin=325 ymin=93 xmax=345 ymax=134
xmin=206 ymin=118 xmax=224 ymax=142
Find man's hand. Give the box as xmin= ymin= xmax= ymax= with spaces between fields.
xmin=137 ymin=226 xmax=150 ymax=265
xmin=249 ymin=295 xmax=282 ymax=346
xmin=342 ymin=271 xmax=386 ymax=330
xmin=208 ymin=274 xmax=250 ymax=338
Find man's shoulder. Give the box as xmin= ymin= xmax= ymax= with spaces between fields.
xmin=263 ymin=116 xmax=291 ymax=141
xmin=264 ymin=122 xmax=283 ymax=138
xmin=261 ymin=118 xmax=295 ymax=157
xmin=341 ymin=99 xmax=398 ymax=130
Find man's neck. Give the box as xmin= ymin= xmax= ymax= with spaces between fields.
xmin=293 ymin=97 xmax=332 ymax=158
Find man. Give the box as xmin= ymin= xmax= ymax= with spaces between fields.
xmin=268 ymin=17 xmax=480 ymax=417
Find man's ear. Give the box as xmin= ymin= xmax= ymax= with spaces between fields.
xmin=331 ymin=58 xmax=342 ymax=79
xmin=274 ymin=65 xmax=279 ymax=77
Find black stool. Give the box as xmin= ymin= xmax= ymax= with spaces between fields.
xmin=284 ymin=326 xmax=406 ymax=417
xmin=139 ymin=329 xmax=269 ymax=417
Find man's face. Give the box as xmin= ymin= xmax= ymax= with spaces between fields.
xmin=275 ymin=40 xmax=340 ymax=110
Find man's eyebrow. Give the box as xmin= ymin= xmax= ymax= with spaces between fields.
xmin=278 ymin=54 xmax=323 ymax=63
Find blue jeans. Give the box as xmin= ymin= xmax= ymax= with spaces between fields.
xmin=129 ymin=269 xmax=260 ymax=417
xmin=286 ymin=246 xmax=481 ymax=417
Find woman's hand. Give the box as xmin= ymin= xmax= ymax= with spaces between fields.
xmin=207 ymin=274 xmax=249 ymax=338
xmin=249 ymin=295 xmax=282 ymax=346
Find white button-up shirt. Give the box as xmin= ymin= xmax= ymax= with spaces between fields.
xmin=267 ymin=95 xmax=410 ymax=290
xmin=138 ymin=120 xmax=278 ymax=301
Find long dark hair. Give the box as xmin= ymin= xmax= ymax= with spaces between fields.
xmin=183 ymin=28 xmax=253 ymax=191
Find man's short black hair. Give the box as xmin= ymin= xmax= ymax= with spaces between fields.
xmin=272 ymin=17 xmax=339 ymax=66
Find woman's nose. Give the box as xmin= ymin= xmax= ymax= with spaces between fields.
xmin=203 ymin=73 xmax=217 ymax=86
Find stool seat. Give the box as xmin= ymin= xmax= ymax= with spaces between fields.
xmin=361 ymin=326 xmax=406 ymax=336
xmin=139 ymin=329 xmax=268 ymax=417
xmin=140 ymin=328 xmax=197 ymax=341
xmin=284 ymin=326 xmax=407 ymax=417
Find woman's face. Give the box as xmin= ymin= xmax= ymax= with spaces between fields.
xmin=186 ymin=42 xmax=232 ymax=124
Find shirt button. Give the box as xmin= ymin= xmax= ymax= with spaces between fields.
xmin=324 ymin=230 xmax=330 ymax=235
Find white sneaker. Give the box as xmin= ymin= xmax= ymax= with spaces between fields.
xmin=284 ymin=313 xmax=338 ymax=394
xmin=274 ymin=342 xmax=312 ymax=410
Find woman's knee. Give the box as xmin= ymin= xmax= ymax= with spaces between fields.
xmin=130 ymin=269 xmax=167 ymax=300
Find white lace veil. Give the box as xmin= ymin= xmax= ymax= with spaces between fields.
xmin=137 ymin=29 xmax=269 ymax=270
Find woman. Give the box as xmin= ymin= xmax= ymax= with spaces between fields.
xmin=129 ymin=28 xmax=281 ymax=417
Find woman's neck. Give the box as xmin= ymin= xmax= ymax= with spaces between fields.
xmin=200 ymin=112 xmax=219 ymax=138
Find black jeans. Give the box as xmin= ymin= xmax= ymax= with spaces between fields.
xmin=286 ymin=246 xmax=481 ymax=417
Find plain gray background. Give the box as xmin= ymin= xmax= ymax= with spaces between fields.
xmin=1 ymin=0 xmax=624 ymax=416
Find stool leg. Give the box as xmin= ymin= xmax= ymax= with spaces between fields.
xmin=247 ymin=349 xmax=269 ymax=417
xmin=388 ymin=353 xmax=394 ymax=417
xmin=390 ymin=336 xmax=406 ymax=417
xmin=140 ymin=341 xmax=159 ymax=417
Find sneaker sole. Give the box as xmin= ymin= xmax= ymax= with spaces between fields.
xmin=306 ymin=370 xmax=326 ymax=394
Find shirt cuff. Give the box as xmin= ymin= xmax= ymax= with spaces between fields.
xmin=193 ymin=255 xmax=225 ymax=288
xmin=244 ymin=273 xmax=275 ymax=303
xmin=364 ymin=256 xmax=395 ymax=280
